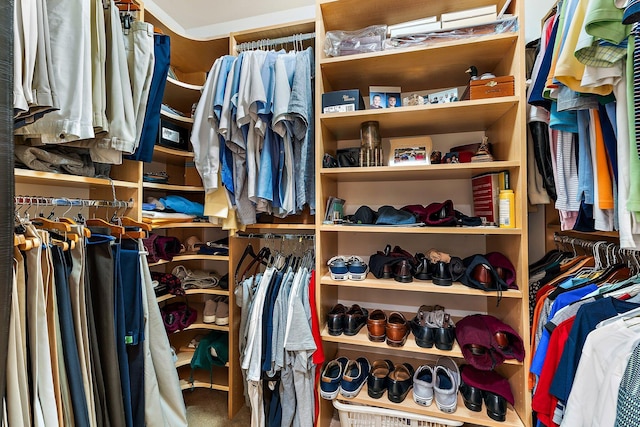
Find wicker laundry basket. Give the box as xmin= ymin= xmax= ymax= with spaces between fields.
xmin=333 ymin=400 xmax=464 ymax=427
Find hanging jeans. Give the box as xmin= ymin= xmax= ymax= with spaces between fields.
xmin=126 ymin=34 xmax=170 ymax=162
xmin=51 ymin=245 xmax=90 ymax=426
xmin=86 ymin=234 xmax=126 ymax=426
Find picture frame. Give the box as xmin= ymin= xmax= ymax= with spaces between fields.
xmin=427 ymin=88 xmax=459 ymax=104
xmin=369 ymin=86 xmax=402 ymax=109
xmin=388 ymin=136 xmax=433 ymax=166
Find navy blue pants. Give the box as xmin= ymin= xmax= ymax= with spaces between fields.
xmin=52 ymin=245 xmax=91 ymax=427
xmin=127 ymin=34 xmax=171 ymax=162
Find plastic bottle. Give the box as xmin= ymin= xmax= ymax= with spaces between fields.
xmin=499 ymin=188 xmax=515 ymax=228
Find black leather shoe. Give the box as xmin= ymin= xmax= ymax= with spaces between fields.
xmin=432 ymin=261 xmax=452 ymax=286
xmin=410 ymin=319 xmax=434 ymax=349
xmin=434 ymin=314 xmax=456 ymax=351
xmin=414 ymin=257 xmax=432 ymax=280
xmin=327 ymin=304 xmax=346 ymax=336
xmin=394 ymin=260 xmax=413 ymax=283
xmin=382 ymin=263 xmax=394 ymax=279
xmin=367 ymin=359 xmax=394 ymax=399
xmin=344 ymin=305 xmax=369 ymax=336
xmin=484 ymin=391 xmax=507 ymax=422
xmin=460 ymin=381 xmax=483 ymax=412
xmin=387 ymin=363 xmax=415 ymax=403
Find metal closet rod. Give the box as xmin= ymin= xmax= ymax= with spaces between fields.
xmin=235 ymin=32 xmax=316 ymax=53
xmin=14 ymin=196 xmax=134 ymax=209
xmin=235 ymin=232 xmax=315 ymax=240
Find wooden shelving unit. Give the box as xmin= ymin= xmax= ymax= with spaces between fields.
xmin=157 ymin=288 xmax=229 ymax=303
xmin=142 ymin=182 xmax=205 ymax=192
xmin=315 ymin=0 xmax=529 ymax=426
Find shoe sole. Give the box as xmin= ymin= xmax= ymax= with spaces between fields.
xmin=330 ymin=272 xmax=348 ymax=281
xmin=413 ymin=394 xmax=433 ymax=407
xmin=436 ymin=398 xmax=457 ymax=413
xmin=348 ymin=272 xmax=367 ymax=280
xmin=343 ymin=324 xmax=365 ymax=336
xmin=320 ymin=387 xmax=340 ymax=400
xmin=215 ymin=316 xmax=229 ymax=326
xmin=432 ymin=278 xmax=452 ymax=286
xmin=340 ymin=380 xmax=366 ymax=398
xmin=203 ymin=315 xmax=216 ymax=324
xmin=328 ymin=328 xmax=343 ymax=336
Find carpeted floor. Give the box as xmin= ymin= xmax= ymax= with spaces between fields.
xmin=184 ymin=389 xmax=251 ymax=426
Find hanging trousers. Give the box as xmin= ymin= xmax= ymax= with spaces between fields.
xmin=51 ymin=245 xmax=90 ymax=426
xmin=120 ymin=241 xmax=145 ymax=427
xmin=86 ymin=235 xmax=126 ymax=426
xmin=112 ymin=244 xmax=134 ymax=427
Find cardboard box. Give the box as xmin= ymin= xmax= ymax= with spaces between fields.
xmin=471 ymin=171 xmax=509 ymax=223
xmin=322 ymin=90 xmax=365 ymax=113
xmin=467 ymin=76 xmax=515 ymax=100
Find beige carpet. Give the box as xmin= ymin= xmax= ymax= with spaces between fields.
xmin=184 ymin=389 xmax=251 ymax=426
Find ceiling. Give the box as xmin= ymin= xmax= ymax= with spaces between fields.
xmin=145 ymin=0 xmax=316 ymax=39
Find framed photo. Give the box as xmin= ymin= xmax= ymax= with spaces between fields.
xmin=388 ymin=136 xmax=433 ymax=166
xmin=369 ymin=86 xmax=402 ymax=109
xmin=442 ymin=151 xmax=460 ymax=164
xmin=427 ymin=88 xmax=459 ymax=104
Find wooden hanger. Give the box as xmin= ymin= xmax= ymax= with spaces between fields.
xmin=33 ymin=218 xmax=81 ymax=244
xmin=115 ymin=0 xmax=140 ymax=11
xmin=120 ymin=216 xmax=152 ymax=232
xmin=86 ymin=218 xmax=126 ymax=237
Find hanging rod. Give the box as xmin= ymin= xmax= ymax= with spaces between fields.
xmin=235 ymin=32 xmax=316 ymax=53
xmin=14 ymin=196 xmax=134 ymax=209
xmin=235 ymin=232 xmax=315 ymax=240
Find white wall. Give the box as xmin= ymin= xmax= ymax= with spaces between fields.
xmin=524 ymin=0 xmax=557 ymax=42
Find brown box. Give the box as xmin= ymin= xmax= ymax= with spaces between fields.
xmin=465 ymin=75 xmax=515 ymax=100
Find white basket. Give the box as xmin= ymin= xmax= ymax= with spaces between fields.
xmin=333 ymin=400 xmax=464 ymax=427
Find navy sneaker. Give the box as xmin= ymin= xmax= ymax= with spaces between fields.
xmin=340 ymin=357 xmax=370 ymax=398
xmin=320 ymin=357 xmax=348 ymax=400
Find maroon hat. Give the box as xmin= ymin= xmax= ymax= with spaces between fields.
xmin=485 ymin=252 xmax=517 ymax=290
xmin=401 ymin=204 xmax=429 ymax=223
xmin=423 ymin=200 xmax=457 ymax=226
xmin=456 ymin=315 xmax=524 ymax=370
xmin=461 ymin=365 xmax=514 ymax=405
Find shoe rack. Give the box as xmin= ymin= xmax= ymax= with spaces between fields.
xmin=314 ymin=0 xmax=530 ymax=426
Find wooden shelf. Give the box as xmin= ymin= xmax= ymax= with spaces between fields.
xmin=336 ymin=385 xmax=524 ymax=427
xmin=320 ymin=97 xmax=519 ymax=139
xmin=163 ymin=76 xmax=202 ymax=116
xmin=319 ymin=225 xmax=522 ymax=235
xmin=319 ymin=0 xmax=512 ymax=32
xmin=246 ymin=223 xmax=316 ymax=231
xmin=175 ymin=349 xmax=230 ymax=369
xmin=321 ymin=325 xmax=522 ymax=365
xmin=157 ymin=288 xmax=229 ymax=303
xmin=320 ymin=274 xmax=523 ymax=298
xmin=173 ymin=304 xmax=230 ymax=332
xmin=320 ymin=161 xmax=519 ymax=182
xmin=149 ymin=254 xmax=229 ymax=267
xmin=152 ymin=145 xmax=194 ymax=164
xmin=143 ymin=182 xmax=204 ymax=192
xmin=151 ymin=221 xmax=220 ymax=229
xmin=160 ymin=109 xmax=194 ymax=126
xmin=320 ymin=33 xmax=518 ymax=93
xmin=15 ymin=169 xmax=139 ymax=189
xmin=233 ymin=19 xmax=315 ymax=44
xmin=179 ymin=368 xmax=230 ymax=392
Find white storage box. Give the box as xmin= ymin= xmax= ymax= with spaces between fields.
xmin=333 ymin=400 xmax=464 ymax=427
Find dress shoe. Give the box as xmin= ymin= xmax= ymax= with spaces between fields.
xmin=382 ymin=263 xmax=394 ymax=279
xmin=432 ymin=261 xmax=452 ymax=286
xmin=367 ymin=359 xmax=394 ymax=399
xmin=460 ymin=365 xmax=514 ymax=422
xmin=386 ymin=312 xmax=409 ymax=347
xmin=432 ymin=313 xmax=456 ymax=351
xmin=344 ymin=305 xmax=369 ymax=336
xmin=366 ymin=309 xmax=387 ymax=342
xmin=410 ymin=305 xmax=435 ymax=348
xmin=414 ymin=257 xmax=432 ymax=280
xmin=387 ymin=363 xmax=415 ymax=403
xmin=471 ymin=263 xmax=495 ymax=289
xmin=327 ymin=303 xmax=346 ymax=336
xmin=413 ymin=365 xmax=435 ymax=406
xmin=394 ymin=260 xmax=413 ymax=283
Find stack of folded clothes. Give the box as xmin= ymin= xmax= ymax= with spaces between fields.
xmin=142 ymin=196 xmax=206 ymax=225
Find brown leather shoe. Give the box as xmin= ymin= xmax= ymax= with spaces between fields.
xmin=471 ymin=263 xmax=495 ymax=289
xmin=386 ymin=312 xmax=409 ymax=347
xmin=394 ymin=260 xmax=413 ymax=283
xmin=367 ymin=309 xmax=387 ymax=342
